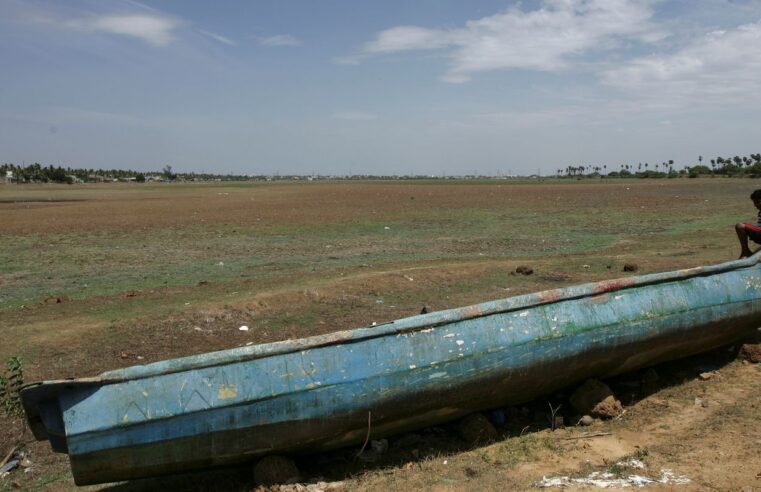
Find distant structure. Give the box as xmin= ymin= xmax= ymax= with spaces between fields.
xmin=5 ymin=170 xmax=13 ymax=183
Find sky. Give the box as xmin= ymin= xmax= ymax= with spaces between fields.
xmin=2 ymin=0 xmax=761 ymax=176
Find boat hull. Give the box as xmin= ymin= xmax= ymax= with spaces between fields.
xmin=21 ymin=256 xmax=761 ymax=485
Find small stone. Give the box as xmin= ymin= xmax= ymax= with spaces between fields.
xmin=579 ymin=415 xmax=594 ymax=426
xmin=699 ymin=372 xmax=714 ymax=381
xmin=457 ymin=413 xmax=498 ymax=444
xmin=701 ymin=399 xmax=709 ymax=408
xmin=623 ymin=263 xmax=638 ymax=272
xmin=254 ymin=455 xmax=300 ymax=486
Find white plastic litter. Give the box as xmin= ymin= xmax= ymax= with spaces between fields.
xmin=536 ymin=460 xmax=690 ymax=488
xmin=239 ymin=325 xmax=249 ymax=331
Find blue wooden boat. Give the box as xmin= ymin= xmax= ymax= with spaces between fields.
xmin=21 ymin=254 xmax=761 ymax=485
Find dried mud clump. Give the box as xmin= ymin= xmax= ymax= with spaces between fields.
xmin=623 ymin=263 xmax=639 ymax=272
xmin=739 ymin=343 xmax=761 ymax=363
xmin=570 ymin=379 xmax=624 ymax=419
xmin=515 ymin=265 xmax=534 ymax=275
xmin=457 ymin=412 xmax=498 ymax=444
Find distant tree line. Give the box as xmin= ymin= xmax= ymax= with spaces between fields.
xmin=557 ymin=154 xmax=761 ymax=179
xmin=1 ymin=163 xmax=151 ymax=184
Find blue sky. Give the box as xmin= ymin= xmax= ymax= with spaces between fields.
xmin=2 ymin=0 xmax=761 ymax=175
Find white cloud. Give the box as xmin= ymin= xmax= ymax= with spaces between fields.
xmin=198 ymin=29 xmax=236 ymax=46
xmin=67 ymin=14 xmax=180 ymax=46
xmin=602 ymin=21 xmax=761 ymax=105
xmin=332 ymin=111 xmax=378 ymax=121
xmin=259 ymin=34 xmax=301 ymax=47
xmin=360 ymin=0 xmax=661 ymax=82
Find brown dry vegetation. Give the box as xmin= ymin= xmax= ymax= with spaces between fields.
xmin=1 ymin=179 xmax=760 ymax=491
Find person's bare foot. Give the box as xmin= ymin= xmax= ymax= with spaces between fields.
xmin=740 ymin=250 xmax=752 ymax=259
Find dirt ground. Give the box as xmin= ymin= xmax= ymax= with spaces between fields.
xmin=1 ymin=178 xmax=760 ymax=491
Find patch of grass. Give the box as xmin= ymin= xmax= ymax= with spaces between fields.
xmin=495 ymin=433 xmax=541 ymax=468
xmin=606 ymin=462 xmax=626 ymax=478
xmin=0 ymin=356 xmax=24 ymax=416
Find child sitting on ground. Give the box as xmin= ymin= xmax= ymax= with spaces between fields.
xmin=735 ymin=189 xmax=761 ymax=258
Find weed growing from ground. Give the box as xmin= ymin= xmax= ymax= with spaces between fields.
xmin=0 ymin=356 xmax=24 ymax=416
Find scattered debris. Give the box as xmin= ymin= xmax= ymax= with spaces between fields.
xmin=623 ymin=263 xmax=639 ymax=272
xmin=562 ymin=431 xmax=612 ymax=440
xmin=253 ymin=455 xmax=300 ymax=486
xmin=0 ymin=459 xmax=18 ymax=476
xmin=515 ymin=265 xmax=534 ymax=275
xmin=570 ymin=379 xmax=624 ymax=419
xmin=0 ymin=447 xmax=30 ymax=479
xmin=694 ymin=397 xmax=709 ymax=408
xmin=197 ymin=280 xmax=209 ymax=286
xmin=457 ymin=412 xmax=497 ymax=444
xmin=699 ymin=372 xmax=715 ymax=381
xmin=239 ymin=325 xmax=249 ymax=331
xmin=739 ymin=344 xmax=761 ymax=363
xmin=259 ymin=481 xmax=338 ymax=492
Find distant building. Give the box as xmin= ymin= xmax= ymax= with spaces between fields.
xmin=5 ymin=170 xmax=13 ymax=183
